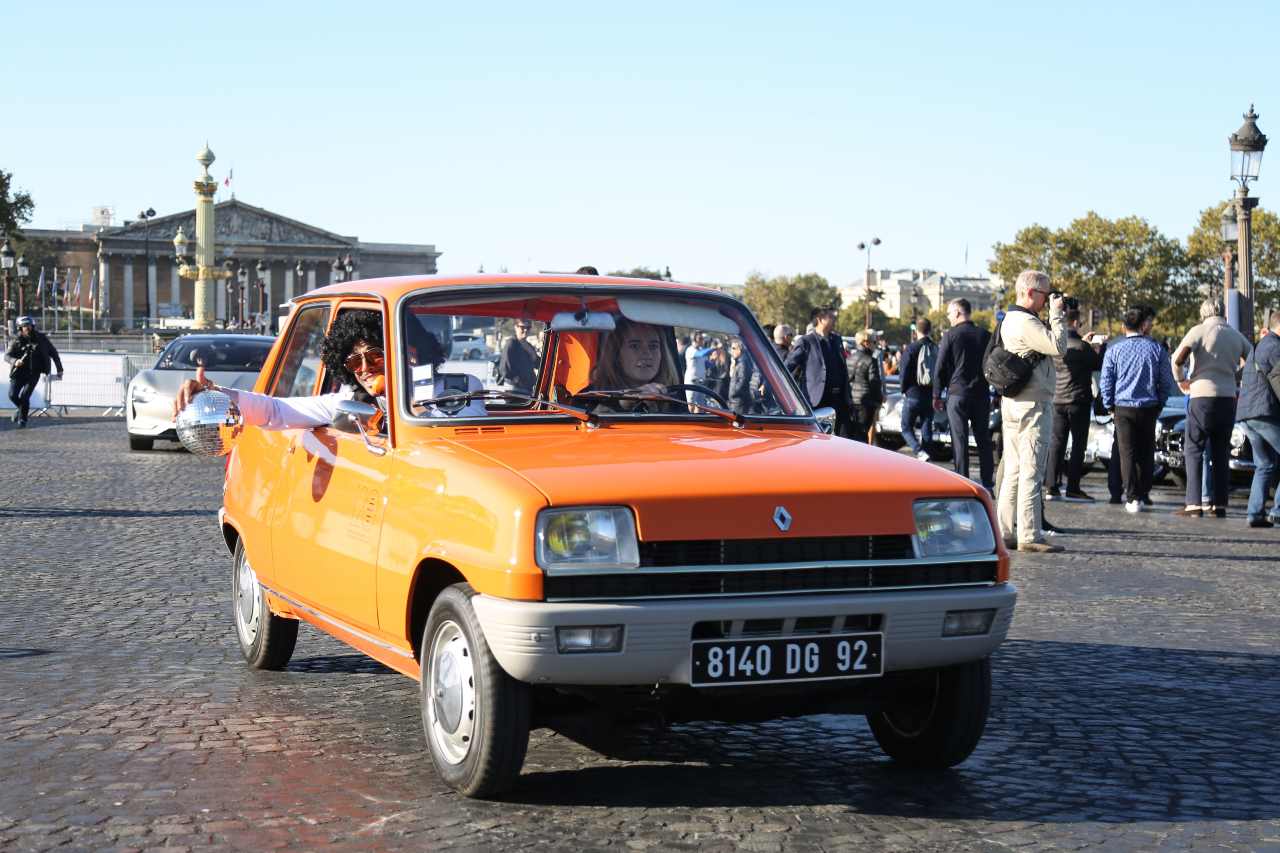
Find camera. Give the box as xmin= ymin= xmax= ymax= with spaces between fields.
xmin=1049 ymin=291 xmax=1079 ymax=311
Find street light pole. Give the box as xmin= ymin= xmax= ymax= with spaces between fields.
xmin=138 ymin=207 xmax=156 ymax=326
xmin=1228 ymin=105 xmax=1268 ymax=337
xmin=255 ymin=259 xmax=268 ymax=330
xmin=0 ymin=239 xmax=14 ymax=342
xmin=16 ymin=254 xmax=29 ymax=320
xmin=856 ymin=237 xmax=882 ymax=329
xmin=1220 ymin=203 xmax=1238 ymax=313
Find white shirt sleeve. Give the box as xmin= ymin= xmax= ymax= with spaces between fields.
xmin=220 ymin=387 xmax=352 ymax=430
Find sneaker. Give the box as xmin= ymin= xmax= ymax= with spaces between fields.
xmin=1249 ymin=518 xmax=1275 ymax=528
xmin=1173 ymin=506 xmax=1203 ymax=518
xmin=8 ymin=411 xmax=18 ymax=423
xmin=1045 ymin=486 xmax=1062 ymax=501
xmin=16 ymin=420 xmax=27 ymax=429
xmin=916 ymin=450 xmax=931 ymax=462
xmin=1018 ymin=541 xmax=1064 ymax=553
xmin=1124 ymin=500 xmax=1142 ymax=514
xmin=1042 ymin=518 xmax=1062 ymax=533
xmin=1063 ymin=489 xmax=1095 ymax=502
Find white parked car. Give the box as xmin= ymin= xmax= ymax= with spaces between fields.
xmin=451 ymin=333 xmax=493 ymax=360
xmin=126 ymin=334 xmax=275 ymax=451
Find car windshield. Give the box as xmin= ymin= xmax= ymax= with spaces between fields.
xmin=399 ymin=287 xmax=808 ymax=421
xmin=156 ymin=338 xmax=274 ymax=371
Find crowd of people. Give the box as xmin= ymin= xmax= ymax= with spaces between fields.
xmin=775 ymin=269 xmax=1280 ymax=552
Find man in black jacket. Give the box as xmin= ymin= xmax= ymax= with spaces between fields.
xmin=1046 ymin=308 xmax=1103 ymax=501
xmin=848 ymin=330 xmax=882 ymax=443
xmin=497 ymin=320 xmax=539 ymax=395
xmin=784 ymin=307 xmax=853 ymax=438
xmin=727 ymin=339 xmax=757 ymax=414
xmin=932 ymin=299 xmax=994 ymax=488
xmin=6 ymin=316 xmax=64 ymax=427
xmin=899 ymin=318 xmax=936 ymax=460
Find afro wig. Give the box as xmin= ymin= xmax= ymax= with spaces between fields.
xmin=320 ymin=310 xmax=384 ymax=388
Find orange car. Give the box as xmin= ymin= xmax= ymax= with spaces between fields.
xmin=212 ymin=273 xmax=1015 ymax=798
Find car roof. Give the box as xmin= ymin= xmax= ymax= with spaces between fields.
xmin=170 ymin=334 xmax=275 ymax=342
xmin=297 ymin=273 xmax=725 ymax=305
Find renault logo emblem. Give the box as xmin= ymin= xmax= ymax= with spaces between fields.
xmin=772 ymin=506 xmax=792 ymax=532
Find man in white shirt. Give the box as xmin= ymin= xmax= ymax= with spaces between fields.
xmin=997 ymin=270 xmax=1067 ymax=553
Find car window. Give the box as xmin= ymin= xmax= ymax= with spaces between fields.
xmin=155 ymin=338 xmax=274 ymax=371
xmin=271 ymin=304 xmax=331 ymax=397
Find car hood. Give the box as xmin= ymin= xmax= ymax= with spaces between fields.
xmin=131 ymin=369 xmax=261 ymax=394
xmin=446 ymin=424 xmax=986 ymax=541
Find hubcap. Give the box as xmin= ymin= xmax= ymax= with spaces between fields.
xmin=426 ymin=620 xmax=476 ymax=765
xmin=235 ymin=554 xmax=261 ymax=648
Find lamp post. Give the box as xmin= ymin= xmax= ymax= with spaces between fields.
xmin=1 ymin=239 xmax=14 ymax=340
xmin=16 ymin=254 xmax=29 ymax=320
xmin=295 ymin=259 xmax=307 ymax=297
xmin=1228 ymin=105 xmax=1268 ymax=337
xmin=1220 ymin=203 xmax=1238 ymax=312
xmin=175 ymin=145 xmax=233 ymax=329
xmin=856 ymin=237 xmax=882 ymax=329
xmin=138 ymin=207 xmax=156 ymax=325
xmin=343 ymin=253 xmax=355 ymax=282
xmin=236 ymin=265 xmax=249 ymax=328
xmin=221 ymin=259 xmax=238 ymax=328
xmin=331 ymin=256 xmax=344 ymax=284
xmin=255 ymin=259 xmax=268 ymax=330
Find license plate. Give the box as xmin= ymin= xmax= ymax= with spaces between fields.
xmin=690 ymin=632 xmax=884 ymax=687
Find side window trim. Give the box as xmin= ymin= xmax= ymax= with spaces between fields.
xmin=267 ymin=302 xmax=332 ymax=398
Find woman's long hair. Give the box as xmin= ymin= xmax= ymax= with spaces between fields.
xmin=591 ymin=317 xmax=680 ymax=390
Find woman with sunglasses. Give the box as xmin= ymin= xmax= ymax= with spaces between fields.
xmin=173 ymin=311 xmax=484 ymax=426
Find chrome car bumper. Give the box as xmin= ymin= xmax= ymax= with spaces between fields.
xmin=472 ymin=583 xmax=1016 ymax=686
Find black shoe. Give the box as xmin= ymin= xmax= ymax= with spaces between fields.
xmin=1108 ymin=496 xmax=1123 ymax=505
xmin=1045 ymin=486 xmax=1062 ymax=501
xmin=1042 ymin=518 xmax=1062 ymax=533
xmin=1064 ymin=488 xmax=1095 ymax=502
xmin=1214 ymin=507 xmax=1227 ymax=518
xmin=1140 ymin=495 xmax=1154 ymax=507
xmin=16 ymin=420 xmax=27 ymax=429
xmin=1249 ymin=518 xmax=1275 ymax=528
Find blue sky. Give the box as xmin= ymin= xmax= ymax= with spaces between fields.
xmin=7 ymin=1 xmax=1279 ymax=286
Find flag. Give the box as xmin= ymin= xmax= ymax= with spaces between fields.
xmin=224 ymin=168 xmax=233 ymax=188
xmin=73 ymin=270 xmax=82 ymax=303
xmin=36 ymin=268 xmax=45 ymax=304
xmin=88 ymin=270 xmax=97 ymax=311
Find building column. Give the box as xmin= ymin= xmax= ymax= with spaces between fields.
xmin=123 ymin=258 xmax=134 ymax=323
xmin=170 ymin=263 xmax=180 ymax=309
xmin=306 ymin=269 xmax=316 ymax=292
xmin=147 ymin=257 xmax=158 ymax=323
xmin=284 ymin=269 xmax=295 ymax=301
xmin=216 ymin=280 xmax=227 ymax=323
xmin=98 ymin=254 xmax=110 ymax=316
xmin=262 ymin=264 xmax=274 ymax=326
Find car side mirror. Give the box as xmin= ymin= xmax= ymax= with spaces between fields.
xmin=813 ymin=406 xmax=836 ymax=434
xmin=332 ymin=399 xmax=386 ymax=455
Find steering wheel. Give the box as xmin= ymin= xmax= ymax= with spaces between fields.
xmin=664 ymin=383 xmax=729 ymax=409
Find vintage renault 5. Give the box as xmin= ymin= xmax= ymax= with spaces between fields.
xmin=203 ymin=273 xmax=1016 ymax=798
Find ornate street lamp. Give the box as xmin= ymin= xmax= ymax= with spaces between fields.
xmin=343 ymin=253 xmax=355 ymax=281
xmin=331 ymin=256 xmax=344 ymax=284
xmin=16 ymin=254 xmax=29 ymax=319
xmin=255 ymin=258 xmax=268 ymax=327
xmin=1 ymin=239 xmax=14 ymax=339
xmin=856 ymin=237 xmax=882 ymax=329
xmin=138 ymin=207 xmax=156 ymax=325
xmin=1220 ymin=203 xmax=1238 ymax=309
xmin=176 ymin=145 xmax=233 ymax=329
xmin=1228 ymin=106 xmax=1268 ymax=336
xmin=236 ymin=265 xmax=249 ymax=328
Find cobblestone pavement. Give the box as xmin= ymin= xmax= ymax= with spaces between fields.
xmin=3 ymin=418 xmax=1279 ymax=852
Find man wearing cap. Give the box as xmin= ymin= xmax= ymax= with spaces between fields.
xmin=5 ymin=317 xmax=64 ymax=428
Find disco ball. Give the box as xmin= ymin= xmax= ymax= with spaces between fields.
xmin=175 ymin=390 xmax=239 ymax=457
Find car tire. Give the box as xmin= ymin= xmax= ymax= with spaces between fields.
xmin=421 ymin=583 xmax=530 ymax=798
xmin=128 ymin=434 xmax=154 ymax=452
xmin=232 ymin=539 xmax=298 ymax=670
xmin=866 ymin=658 xmax=991 ymax=768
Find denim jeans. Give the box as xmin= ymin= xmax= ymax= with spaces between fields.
xmin=1239 ymin=419 xmax=1280 ymax=521
xmin=899 ymin=389 xmax=933 ymax=453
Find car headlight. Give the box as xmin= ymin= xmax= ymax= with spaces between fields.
xmin=913 ymin=499 xmax=996 ymax=558
xmin=131 ymin=383 xmax=156 ymax=403
xmin=536 ymin=507 xmax=640 ymax=571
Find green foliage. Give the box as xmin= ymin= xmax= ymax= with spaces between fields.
xmin=742 ymin=271 xmax=840 ymax=332
xmin=1186 ymin=202 xmax=1280 ymax=330
xmin=0 ymin=168 xmax=35 ymax=239
xmin=608 ymin=266 xmax=670 ymax=280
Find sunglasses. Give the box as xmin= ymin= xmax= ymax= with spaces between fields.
xmin=344 ymin=347 xmax=385 ymax=373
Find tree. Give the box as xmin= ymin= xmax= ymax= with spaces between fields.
xmin=1186 ymin=201 xmax=1280 ymax=330
xmin=607 ymin=266 xmax=670 ymax=280
xmin=0 ymin=169 xmax=35 ymax=239
xmin=742 ymin=272 xmax=840 ymax=332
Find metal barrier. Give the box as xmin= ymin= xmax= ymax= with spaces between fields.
xmin=43 ymin=352 xmax=131 ymax=415
xmin=1 ymin=376 xmax=51 ymax=417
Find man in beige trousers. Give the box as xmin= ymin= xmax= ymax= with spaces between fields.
xmin=997 ymin=270 xmax=1067 ymax=553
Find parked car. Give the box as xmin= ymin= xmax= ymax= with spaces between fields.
xmin=126 ymin=333 xmax=275 ymax=451
xmin=199 ymin=273 xmax=1015 ymax=798
xmin=451 ymin=332 xmax=493 ymax=360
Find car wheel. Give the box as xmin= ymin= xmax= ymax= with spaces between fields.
xmin=129 ymin=434 xmax=154 ymax=452
xmin=232 ymin=539 xmax=298 ymax=670
xmin=421 ymin=583 xmax=530 ymax=798
xmin=867 ymin=658 xmax=991 ymax=768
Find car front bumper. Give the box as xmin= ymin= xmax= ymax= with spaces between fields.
xmin=472 ymin=584 xmax=1016 ymax=686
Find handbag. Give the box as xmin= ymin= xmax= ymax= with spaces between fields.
xmin=983 ymin=315 xmax=1042 ymax=397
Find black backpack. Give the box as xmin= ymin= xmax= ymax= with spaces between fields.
xmin=983 ymin=314 xmax=1043 ymax=397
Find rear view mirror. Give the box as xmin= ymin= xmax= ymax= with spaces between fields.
xmin=550 ymin=310 xmax=616 ymax=332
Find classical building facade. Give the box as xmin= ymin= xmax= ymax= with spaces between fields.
xmin=840 ymin=268 xmax=1006 ymax=319
xmin=25 ymin=201 xmax=440 ymax=328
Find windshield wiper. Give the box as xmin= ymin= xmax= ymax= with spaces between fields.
xmin=573 ymin=390 xmax=747 ymax=428
xmin=412 ymin=390 xmax=599 ymax=425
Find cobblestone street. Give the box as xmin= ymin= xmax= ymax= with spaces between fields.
xmin=3 ymin=417 xmax=1279 ymax=852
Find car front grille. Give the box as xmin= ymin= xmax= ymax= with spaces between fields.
xmin=542 ymin=558 xmax=997 ymax=602
xmin=638 ymin=535 xmax=915 ymax=567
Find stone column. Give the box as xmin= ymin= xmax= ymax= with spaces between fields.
xmin=284 ymin=269 xmax=295 ymax=301
xmin=170 ymin=263 xmax=180 ymax=308
xmin=306 ymin=269 xmax=316 ymax=292
xmin=147 ymin=256 xmax=158 ymax=323
xmin=123 ymin=259 xmax=134 ymax=324
xmin=97 ymin=254 xmax=110 ymax=317
xmin=216 ymin=279 xmax=226 ymax=322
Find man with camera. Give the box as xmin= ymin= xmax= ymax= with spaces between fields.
xmin=993 ymin=271 xmax=1068 ymax=553
xmin=1046 ymin=300 xmax=1104 ymax=502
